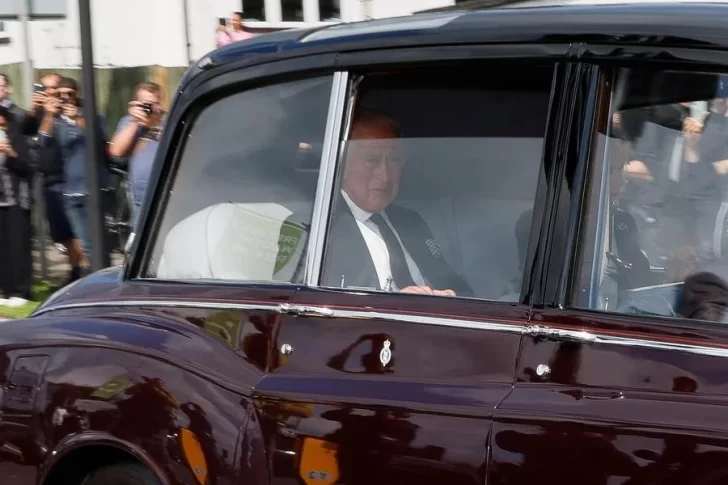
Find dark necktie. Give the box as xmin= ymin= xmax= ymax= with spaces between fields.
xmin=368 ymin=213 xmax=415 ymax=289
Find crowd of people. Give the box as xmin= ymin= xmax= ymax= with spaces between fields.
xmin=0 ymin=72 xmax=164 ymax=308
xmin=0 ymin=10 xmax=261 ymax=309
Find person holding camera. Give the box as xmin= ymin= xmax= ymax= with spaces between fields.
xmin=29 ymin=73 xmax=88 ymax=283
xmin=216 ymin=12 xmax=255 ymax=48
xmin=0 ymin=104 xmax=34 ymax=306
xmin=109 ymin=82 xmax=165 ymax=226
xmin=0 ymin=73 xmax=37 ymax=136
xmin=38 ymin=77 xmax=109 ymax=265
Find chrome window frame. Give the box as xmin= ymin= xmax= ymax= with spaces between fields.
xmin=304 ymin=71 xmax=350 ymax=286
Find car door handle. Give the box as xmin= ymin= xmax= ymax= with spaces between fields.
xmin=277 ymin=303 xmax=334 ymax=318
xmin=561 ymin=389 xmax=624 ymax=401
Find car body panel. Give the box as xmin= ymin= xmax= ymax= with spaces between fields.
xmin=0 ymin=315 xmax=272 ymax=485
xmin=255 ymin=287 xmax=526 ymax=485
xmin=494 ymin=308 xmax=728 ymax=484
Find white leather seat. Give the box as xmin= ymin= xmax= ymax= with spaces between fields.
xmin=157 ymin=202 xmax=309 ymax=281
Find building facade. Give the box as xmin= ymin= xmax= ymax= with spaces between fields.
xmin=0 ymin=0 xmax=460 ymax=70
xmin=0 ymin=0 xmax=461 ymax=132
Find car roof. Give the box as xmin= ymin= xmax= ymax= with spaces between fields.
xmin=423 ymin=0 xmax=728 ymax=11
xmin=189 ymin=2 xmax=728 ymax=87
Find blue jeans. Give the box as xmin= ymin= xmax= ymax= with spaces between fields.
xmin=64 ymin=195 xmax=92 ymax=262
xmin=130 ymin=190 xmax=142 ymax=230
xmin=130 ymin=183 xmax=146 ymax=229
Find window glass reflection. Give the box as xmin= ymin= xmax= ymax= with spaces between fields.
xmin=146 ymin=76 xmax=333 ymax=282
xmin=319 ymin=0 xmax=341 ymax=20
xmin=242 ymin=0 xmax=265 ymax=21
xmin=576 ymin=70 xmax=728 ymax=322
xmin=282 ymin=0 xmax=304 ymax=21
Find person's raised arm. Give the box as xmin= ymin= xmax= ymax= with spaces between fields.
xmin=109 ymin=103 xmax=147 ymax=158
xmin=37 ymin=96 xmax=60 ymax=147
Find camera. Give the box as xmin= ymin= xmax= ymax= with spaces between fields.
xmin=142 ymin=102 xmax=153 ymax=115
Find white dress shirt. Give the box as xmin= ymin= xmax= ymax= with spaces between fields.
xmin=341 ymin=190 xmax=426 ymax=290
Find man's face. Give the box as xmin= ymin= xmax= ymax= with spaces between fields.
xmin=0 ymin=77 xmax=10 ymax=102
xmin=42 ymin=75 xmax=61 ymax=98
xmin=136 ymin=88 xmax=161 ymax=112
xmin=58 ymin=86 xmax=78 ymax=106
xmin=231 ymin=14 xmax=243 ymax=30
xmin=342 ymin=123 xmax=404 ymax=213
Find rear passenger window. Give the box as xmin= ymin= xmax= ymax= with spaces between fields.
xmin=321 ymin=64 xmax=554 ymax=301
xmin=574 ymin=69 xmax=728 ymax=322
xmin=146 ymin=76 xmax=333 ymax=281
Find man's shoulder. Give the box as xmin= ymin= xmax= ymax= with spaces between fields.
xmin=9 ymin=103 xmax=26 ymax=116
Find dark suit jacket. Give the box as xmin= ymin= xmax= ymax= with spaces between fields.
xmin=321 ymin=199 xmax=474 ymax=297
xmin=7 ymin=102 xmax=39 ymax=137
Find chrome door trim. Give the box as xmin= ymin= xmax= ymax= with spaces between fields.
xmin=31 ymin=299 xmax=282 ymax=317
xmin=32 ymin=299 xmax=728 ymax=359
xmin=334 ymin=307 xmax=524 ymax=334
xmin=304 ymin=71 xmax=350 ymax=287
xmin=32 ymin=299 xmax=523 ymax=334
xmin=583 ymin=331 xmax=728 ymax=358
xmin=524 ymin=324 xmax=728 ymax=358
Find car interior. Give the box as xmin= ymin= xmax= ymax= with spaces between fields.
xmin=348 ymin=65 xmax=552 ymax=298
xmin=149 ymin=62 xmax=557 ymax=302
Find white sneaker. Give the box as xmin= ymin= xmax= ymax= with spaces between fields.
xmin=6 ymin=297 xmax=28 ymax=308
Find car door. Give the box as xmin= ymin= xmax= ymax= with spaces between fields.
xmin=492 ymin=60 xmax=728 ymax=484
xmin=123 ymin=68 xmax=346 ymax=481
xmin=251 ymin=55 xmax=563 ymax=485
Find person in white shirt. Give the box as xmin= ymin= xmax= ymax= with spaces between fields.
xmin=322 ymin=109 xmax=473 ymax=297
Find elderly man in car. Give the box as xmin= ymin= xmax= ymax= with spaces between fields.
xmin=156 ymin=109 xmax=473 ymax=298
xmin=322 ymin=109 xmax=473 ymax=297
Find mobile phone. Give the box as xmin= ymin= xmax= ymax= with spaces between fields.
xmin=33 ymin=83 xmax=44 ymax=93
xmin=0 ymin=129 xmax=6 ymax=142
xmin=142 ymin=102 xmax=153 ymax=115
xmin=218 ymin=17 xmax=227 ymax=27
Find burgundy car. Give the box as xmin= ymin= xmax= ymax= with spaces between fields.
xmin=5 ymin=1 xmax=728 ymax=484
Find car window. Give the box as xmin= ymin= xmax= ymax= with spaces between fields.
xmin=574 ymin=68 xmax=728 ymax=322
xmin=145 ymin=75 xmax=334 ymax=282
xmin=320 ymin=63 xmax=554 ymax=301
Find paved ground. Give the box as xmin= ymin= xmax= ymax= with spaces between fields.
xmin=0 ymin=246 xmax=123 ymax=322
xmin=33 ymin=243 xmax=124 ymax=286
xmin=35 ymin=243 xmax=76 ymax=286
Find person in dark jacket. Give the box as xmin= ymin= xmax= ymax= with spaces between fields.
xmin=38 ymin=77 xmax=109 ymax=264
xmin=0 ymin=73 xmax=37 ymax=136
xmin=0 ymin=105 xmax=34 ymax=306
xmin=30 ymin=73 xmax=87 ymax=282
xmin=623 ymin=103 xmax=692 ymax=265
